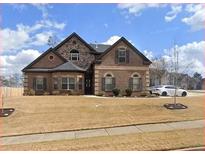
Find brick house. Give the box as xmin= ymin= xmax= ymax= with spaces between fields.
xmin=22 ymin=33 xmax=151 ymax=96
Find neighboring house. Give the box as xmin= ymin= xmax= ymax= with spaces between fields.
xmin=150 ymin=68 xmax=200 ymax=90
xmin=22 ymin=33 xmax=151 ymax=96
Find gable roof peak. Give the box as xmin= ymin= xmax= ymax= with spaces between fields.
xmin=53 ymin=32 xmax=98 ymax=54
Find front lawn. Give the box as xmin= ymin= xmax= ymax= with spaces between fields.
xmin=1 ymin=95 xmax=204 ymax=136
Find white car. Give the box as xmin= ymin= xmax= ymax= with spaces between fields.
xmin=150 ymin=85 xmax=188 ymax=97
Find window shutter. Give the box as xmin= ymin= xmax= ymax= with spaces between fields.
xmin=102 ymin=78 xmax=105 ymax=91
xmin=112 ymin=77 xmax=116 ymax=89
xmin=43 ymin=78 xmax=47 ymax=90
xmin=126 ymin=50 xmax=129 ymax=63
xmin=115 ymin=50 xmax=119 ymax=64
xmin=58 ymin=77 xmax=62 ymax=89
xmin=129 ymin=78 xmax=133 ymax=90
xmin=139 ymin=78 xmax=142 ymax=91
xmin=33 ymin=78 xmax=36 ymax=90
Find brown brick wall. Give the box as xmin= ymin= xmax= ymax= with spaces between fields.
xmin=32 ymin=52 xmax=64 ymax=68
xmin=94 ymin=68 xmax=148 ymax=96
xmin=100 ymin=41 xmax=144 ymax=66
xmin=55 ymin=36 xmax=95 ymax=69
xmin=25 ymin=72 xmax=84 ymax=95
xmin=94 ymin=40 xmax=150 ymax=96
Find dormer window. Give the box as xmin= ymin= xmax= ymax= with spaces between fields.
xmin=116 ymin=47 xmax=128 ymax=64
xmin=70 ymin=49 xmax=79 ymax=61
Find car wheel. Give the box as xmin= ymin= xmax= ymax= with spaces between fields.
xmin=182 ymin=92 xmax=187 ymax=97
xmin=161 ymin=91 xmax=167 ymax=96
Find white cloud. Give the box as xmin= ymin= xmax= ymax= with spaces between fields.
xmin=162 ymin=41 xmax=205 ymax=77
xmin=1 ymin=19 xmax=66 ymax=53
xmin=32 ymin=31 xmax=53 ymax=46
xmin=165 ymin=5 xmax=182 ymax=22
xmin=102 ymin=35 xmax=135 ymax=46
xmin=1 ymin=27 xmax=30 ymax=52
xmin=31 ymin=3 xmax=52 ymax=19
xmin=0 ymin=49 xmax=41 ymax=75
xmin=143 ymin=50 xmax=154 ymax=60
xmin=102 ymin=35 xmax=121 ymax=45
xmin=117 ymin=3 xmax=165 ymax=16
xmin=182 ymin=4 xmax=205 ymax=31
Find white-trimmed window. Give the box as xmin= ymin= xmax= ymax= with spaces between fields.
xmin=131 ymin=73 xmax=142 ymax=91
xmin=118 ymin=47 xmax=126 ymax=63
xmin=62 ymin=77 xmax=75 ymax=90
xmin=36 ymin=77 xmax=43 ymax=90
xmin=104 ymin=73 xmax=115 ymax=91
xmin=70 ymin=50 xmax=79 ymax=61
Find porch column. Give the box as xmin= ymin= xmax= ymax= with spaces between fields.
xmin=145 ymin=70 xmax=150 ymax=90
xmin=94 ymin=69 xmax=99 ymax=95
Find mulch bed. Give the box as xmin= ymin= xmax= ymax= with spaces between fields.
xmin=164 ymin=103 xmax=188 ymax=110
xmin=0 ymin=108 xmax=15 ymax=117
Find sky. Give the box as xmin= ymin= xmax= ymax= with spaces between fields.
xmin=1 ymin=3 xmax=204 ymax=77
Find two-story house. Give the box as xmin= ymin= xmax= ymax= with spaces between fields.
xmin=22 ymin=33 xmax=151 ymax=96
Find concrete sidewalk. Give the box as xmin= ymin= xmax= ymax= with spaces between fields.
xmin=1 ymin=119 xmax=204 ymax=145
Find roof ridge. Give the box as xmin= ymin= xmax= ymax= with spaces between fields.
xmin=53 ymin=32 xmax=98 ymax=54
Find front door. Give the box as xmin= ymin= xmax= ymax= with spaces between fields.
xmin=85 ymin=77 xmax=92 ymax=95
xmin=84 ymin=67 xmax=93 ymax=95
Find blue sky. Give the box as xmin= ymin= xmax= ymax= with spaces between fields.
xmin=1 ymin=3 xmax=205 ymax=76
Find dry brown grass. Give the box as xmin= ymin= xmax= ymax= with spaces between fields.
xmin=1 ymin=95 xmax=204 ymax=136
xmin=2 ymin=128 xmax=204 ymax=151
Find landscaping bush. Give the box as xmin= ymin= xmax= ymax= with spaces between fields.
xmin=43 ymin=91 xmax=50 ymax=95
xmin=96 ymin=92 xmax=104 ymax=97
xmin=59 ymin=90 xmax=72 ymax=95
xmin=112 ymin=88 xmax=120 ymax=97
xmin=139 ymin=91 xmax=150 ymax=97
xmin=27 ymin=89 xmax=35 ymax=96
xmin=125 ymin=88 xmax=132 ymax=97
xmin=52 ymin=90 xmax=60 ymax=95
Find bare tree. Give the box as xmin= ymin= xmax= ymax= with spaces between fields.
xmin=47 ymin=35 xmax=59 ymax=48
xmin=150 ymin=57 xmax=168 ymax=86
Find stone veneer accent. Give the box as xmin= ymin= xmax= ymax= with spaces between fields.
xmin=55 ymin=36 xmax=95 ymax=69
xmin=145 ymin=70 xmax=150 ymax=90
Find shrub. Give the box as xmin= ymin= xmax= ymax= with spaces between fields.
xmin=27 ymin=89 xmax=35 ymax=96
xmin=139 ymin=91 xmax=149 ymax=97
xmin=96 ymin=92 xmax=104 ymax=96
xmin=125 ymin=88 xmax=132 ymax=97
xmin=59 ymin=90 xmax=72 ymax=95
xmin=112 ymin=88 xmax=120 ymax=97
xmin=52 ymin=90 xmax=60 ymax=95
xmin=43 ymin=91 xmax=50 ymax=95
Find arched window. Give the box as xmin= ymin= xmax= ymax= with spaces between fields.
xmin=129 ymin=73 xmax=142 ymax=91
xmin=102 ymin=73 xmax=115 ymax=91
xmin=70 ymin=49 xmax=79 ymax=61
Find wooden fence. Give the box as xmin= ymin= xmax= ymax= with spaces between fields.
xmin=0 ymin=87 xmax=24 ymax=97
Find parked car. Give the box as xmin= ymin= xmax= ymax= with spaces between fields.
xmin=149 ymin=85 xmax=188 ymax=97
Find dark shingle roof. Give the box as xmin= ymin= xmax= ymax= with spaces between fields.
xmin=24 ymin=61 xmax=85 ymax=72
xmin=89 ymin=44 xmax=111 ymax=53
xmin=52 ymin=61 xmax=85 ymax=72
